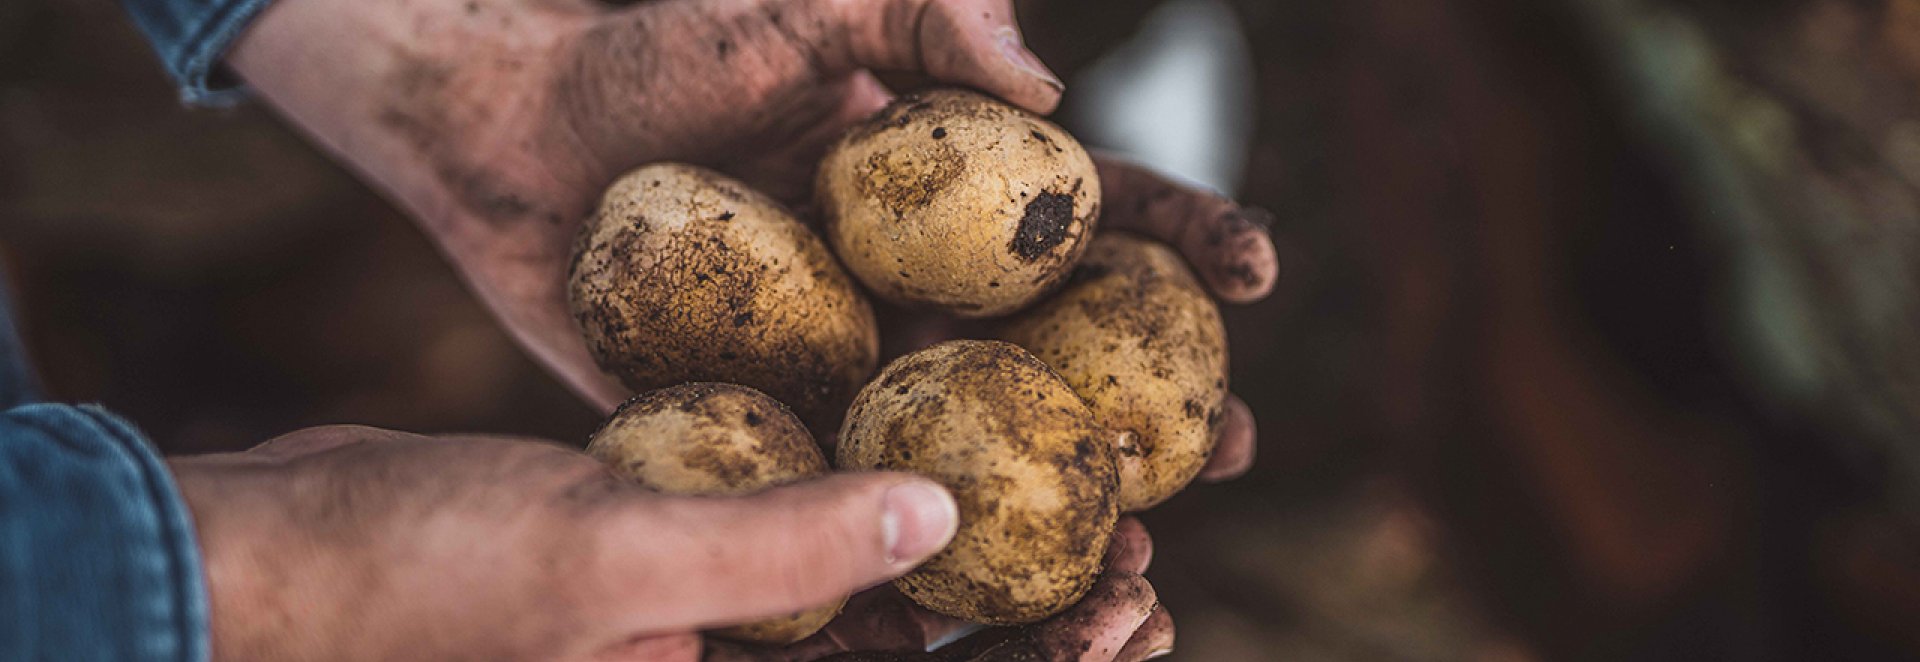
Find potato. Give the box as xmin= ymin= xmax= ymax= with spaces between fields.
xmin=569 ymin=163 xmax=879 ymax=430
xmin=837 ymin=340 xmax=1119 ymax=624
xmin=817 ymin=89 xmax=1101 ymax=317
xmin=998 ymin=233 xmax=1229 ymax=512
xmin=586 ymin=382 xmax=843 ymax=644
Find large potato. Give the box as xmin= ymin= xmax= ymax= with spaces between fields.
xmin=837 ymin=340 xmax=1118 ymax=624
xmin=569 ymin=163 xmax=878 ymax=430
xmin=586 ymin=382 xmax=843 ymax=644
xmin=999 ymin=233 xmax=1229 ymax=512
xmin=818 ymin=89 xmax=1101 ymax=317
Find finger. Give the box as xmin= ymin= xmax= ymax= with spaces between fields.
xmin=1103 ymin=516 xmax=1153 ymax=575
xmin=841 ymin=520 xmax=1158 ymax=656
xmin=825 ymin=586 xmax=967 ymax=652
xmin=564 ymin=0 xmax=1060 ymax=183
xmin=1032 ymin=573 xmax=1158 ymax=662
xmin=832 ymin=0 xmax=1063 ymax=113
xmin=1197 ymin=394 xmax=1256 ymax=482
xmin=936 ymin=572 xmax=1158 ymax=661
xmin=1093 ymin=156 xmax=1279 ymax=303
xmin=1110 ymin=606 xmax=1174 ymax=662
xmin=591 ymin=473 xmax=959 ymax=633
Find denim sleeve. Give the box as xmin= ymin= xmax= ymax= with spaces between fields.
xmin=120 ymin=0 xmax=277 ymax=106
xmin=0 ymin=404 xmax=210 ymax=662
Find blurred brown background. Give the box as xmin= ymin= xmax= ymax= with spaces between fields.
xmin=4 ymin=0 xmax=1918 ymax=659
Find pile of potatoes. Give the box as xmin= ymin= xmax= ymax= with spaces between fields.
xmin=569 ymin=89 xmax=1231 ymax=642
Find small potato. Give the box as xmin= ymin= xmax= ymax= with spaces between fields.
xmin=569 ymin=163 xmax=879 ymax=430
xmin=838 ymin=340 xmax=1119 ymax=624
xmin=818 ymin=89 xmax=1101 ymax=317
xmin=586 ymin=383 xmax=843 ymax=644
xmin=999 ymin=233 xmax=1229 ymax=512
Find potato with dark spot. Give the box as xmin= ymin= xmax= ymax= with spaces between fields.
xmin=837 ymin=340 xmax=1119 ymax=624
xmin=818 ymin=90 xmax=1101 ymax=317
xmin=999 ymin=233 xmax=1229 ymax=512
xmin=586 ymin=382 xmax=843 ymax=644
xmin=569 ymin=163 xmax=879 ymax=430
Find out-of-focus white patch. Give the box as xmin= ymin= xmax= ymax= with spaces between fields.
xmin=1070 ymin=0 xmax=1256 ymax=196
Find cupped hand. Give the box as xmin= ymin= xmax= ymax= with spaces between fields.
xmin=172 ymin=427 xmax=1174 ymax=661
xmin=704 ymin=517 xmax=1173 ymax=662
xmin=227 ymin=0 xmax=1065 ymax=413
xmin=169 ymin=425 xmax=962 ymax=661
xmin=226 ymin=0 xmax=1278 ymax=445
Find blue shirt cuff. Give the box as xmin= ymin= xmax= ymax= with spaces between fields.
xmin=0 ymin=404 xmax=210 ymax=662
xmin=120 ymin=0 xmax=279 ymax=106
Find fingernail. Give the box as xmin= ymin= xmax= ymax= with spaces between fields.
xmin=1147 ymin=648 xmax=1174 ymax=660
xmin=995 ymin=27 xmax=1065 ymax=92
xmin=881 ymin=481 xmax=958 ymax=566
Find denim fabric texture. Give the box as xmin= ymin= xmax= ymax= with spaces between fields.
xmin=120 ymin=0 xmax=279 ymax=106
xmin=0 ymin=273 xmax=210 ymax=659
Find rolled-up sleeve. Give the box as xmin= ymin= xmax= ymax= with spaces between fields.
xmin=119 ymin=0 xmax=278 ymax=106
xmin=0 ymin=404 xmax=209 ymax=662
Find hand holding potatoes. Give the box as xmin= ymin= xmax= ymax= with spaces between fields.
xmin=702 ymin=517 xmax=1172 ymax=662
xmin=224 ymin=0 xmax=1280 ymax=654
xmin=230 ymin=0 xmax=1074 ymax=413
xmin=168 ymin=425 xmax=961 ymax=662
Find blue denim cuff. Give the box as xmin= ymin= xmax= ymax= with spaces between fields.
xmin=0 ymin=404 xmax=210 ymax=662
xmin=120 ymin=0 xmax=278 ymax=106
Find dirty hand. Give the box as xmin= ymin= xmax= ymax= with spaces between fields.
xmin=225 ymin=0 xmax=1060 ymax=412
xmin=169 ymin=425 xmax=962 ymax=661
xmin=225 ymin=0 xmax=1277 ymax=437
xmin=172 ymin=426 xmax=1171 ymax=661
xmin=704 ymin=517 xmax=1173 ymax=662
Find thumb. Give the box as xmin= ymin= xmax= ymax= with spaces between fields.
xmin=832 ymin=0 xmax=1065 ymax=113
xmin=593 ymin=472 xmax=959 ymax=633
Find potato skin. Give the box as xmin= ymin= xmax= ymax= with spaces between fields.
xmin=837 ymin=340 xmax=1118 ymax=624
xmin=569 ymin=163 xmax=878 ymax=431
xmin=998 ymin=233 xmax=1229 ymax=512
xmin=818 ymin=90 xmax=1101 ymax=317
xmin=585 ymin=383 xmax=842 ymax=644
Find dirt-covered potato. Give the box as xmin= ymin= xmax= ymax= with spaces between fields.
xmin=569 ymin=163 xmax=879 ymax=430
xmin=817 ymin=89 xmax=1101 ymax=317
xmin=999 ymin=233 xmax=1229 ymax=512
xmin=837 ymin=340 xmax=1119 ymax=624
xmin=586 ymin=382 xmax=842 ymax=644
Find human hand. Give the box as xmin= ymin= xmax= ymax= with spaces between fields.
xmin=226 ymin=0 xmax=1066 ymax=412
xmin=173 ymin=426 xmax=1172 ymax=660
xmin=703 ymin=518 xmax=1174 ymax=662
xmin=168 ymin=425 xmax=963 ymax=661
xmin=226 ymin=0 xmax=1278 ymax=428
